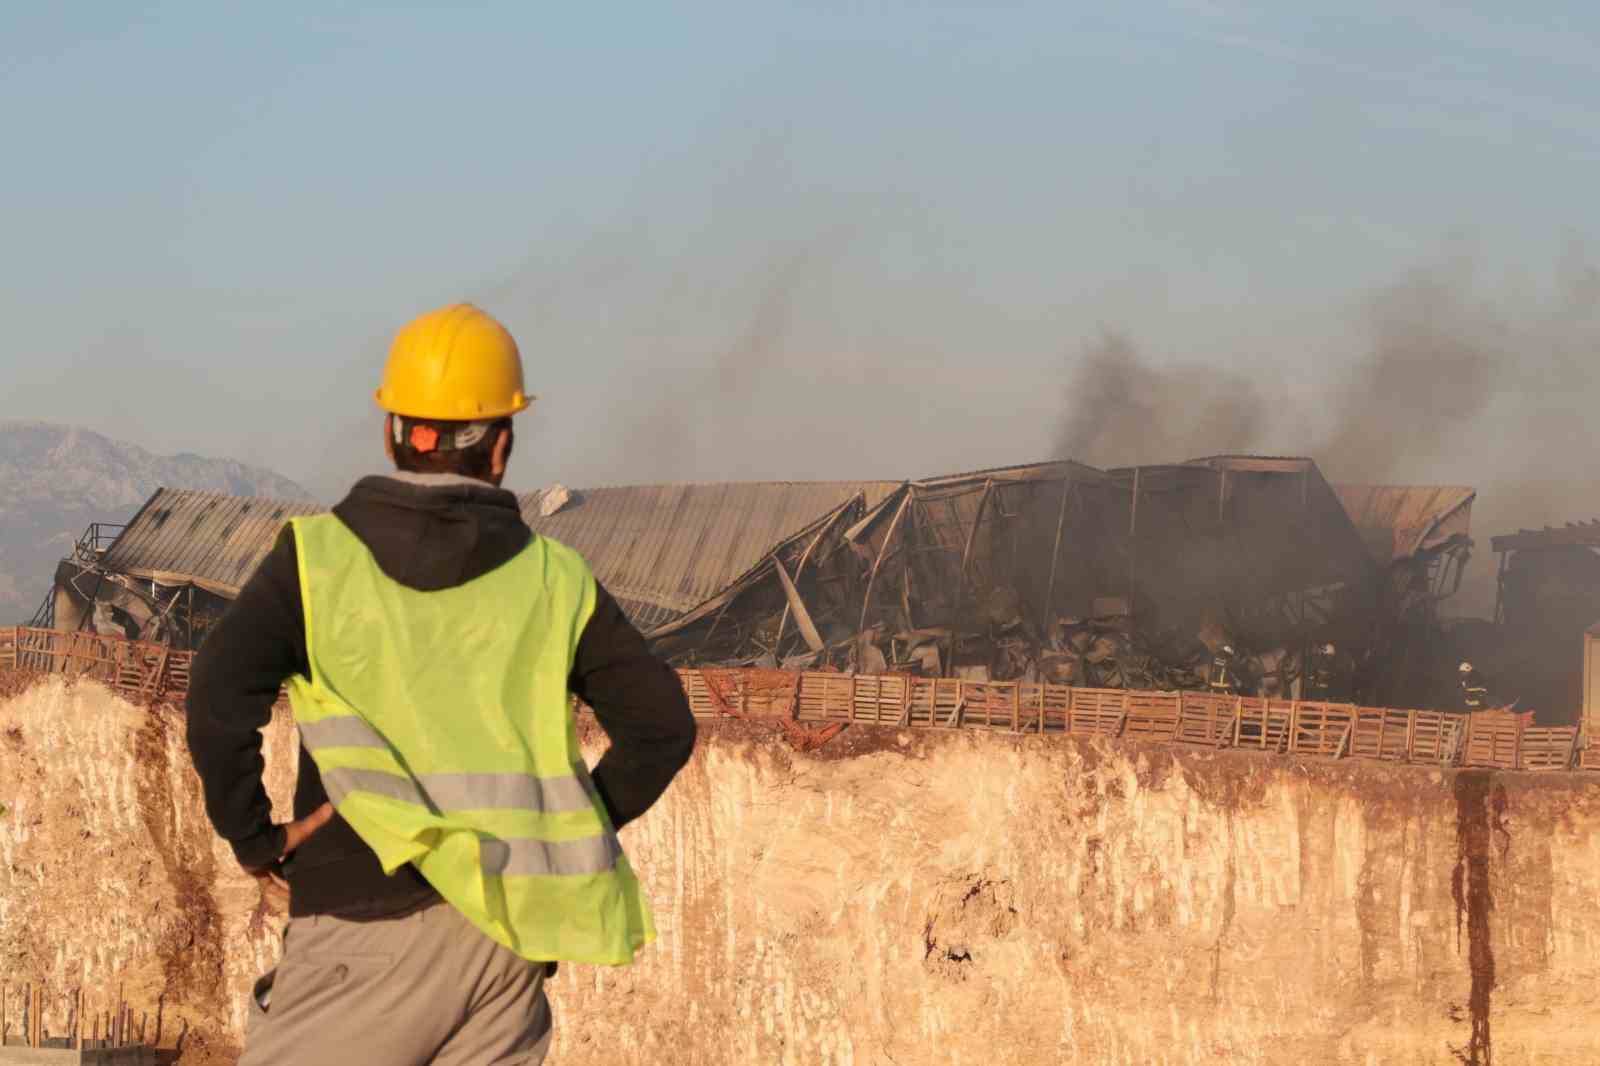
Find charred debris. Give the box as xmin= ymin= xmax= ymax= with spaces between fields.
xmin=35 ymin=456 xmax=1488 ymax=714
xmin=648 ymin=456 xmax=1473 ymax=711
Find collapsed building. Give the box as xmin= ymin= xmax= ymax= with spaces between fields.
xmin=1487 ymin=519 xmax=1600 ymax=721
xmin=33 ymin=456 xmax=1482 ymax=712
xmin=31 ymin=481 xmax=900 ymax=649
xmin=651 ymin=458 xmax=1472 ymax=709
xmin=35 ymin=493 xmax=325 ymax=647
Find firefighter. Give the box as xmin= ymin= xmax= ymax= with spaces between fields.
xmin=1305 ymin=641 xmax=1344 ymax=701
xmin=1208 ymin=643 xmax=1243 ymax=695
xmin=186 ymin=303 xmax=697 ymax=1065
xmin=1458 ymin=661 xmax=1494 ymax=711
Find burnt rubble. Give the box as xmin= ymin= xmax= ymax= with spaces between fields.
xmin=648 ymin=457 xmax=1477 ymax=713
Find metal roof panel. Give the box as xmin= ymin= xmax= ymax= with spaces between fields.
xmin=1331 ymin=484 xmax=1475 ymax=562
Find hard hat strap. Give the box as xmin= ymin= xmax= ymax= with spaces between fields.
xmin=393 ymin=416 xmax=497 ymax=454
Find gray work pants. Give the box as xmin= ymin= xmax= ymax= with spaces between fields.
xmin=239 ymin=902 xmax=552 ymax=1065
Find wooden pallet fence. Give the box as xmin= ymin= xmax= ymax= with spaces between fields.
xmin=1232 ymin=698 xmax=1288 ymax=752
xmin=1124 ymin=691 xmax=1181 ymax=742
xmin=1462 ymin=710 xmax=1527 ymax=770
xmin=15 ymin=626 xmax=57 ymax=673
xmin=742 ymin=670 xmax=800 ymax=718
xmin=922 ymin=678 xmax=963 ymax=727
xmin=851 ymin=673 xmax=909 ymax=725
xmin=679 ymin=670 xmax=719 ymax=717
xmin=1068 ymin=688 xmax=1127 ymax=737
xmin=1520 ymin=726 xmax=1578 ymax=772
xmin=1015 ymin=682 xmax=1047 ymax=733
xmin=1289 ymin=702 xmax=1355 ymax=757
xmin=1174 ymin=692 xmax=1235 ymax=747
xmin=8 ymin=626 xmax=1600 ymax=776
xmin=158 ymin=646 xmax=188 ymax=700
xmin=1040 ymin=682 xmax=1071 ymax=733
xmin=790 ymin=670 xmax=848 ymax=721
xmin=956 ymin=681 xmax=1020 ymax=731
xmin=1349 ymin=707 xmax=1411 ymax=761
xmin=61 ymin=631 xmax=121 ymax=684
xmin=1410 ymin=711 xmax=1464 ymax=764
xmin=0 ymin=626 xmax=195 ymax=702
xmin=896 ymin=677 xmax=934 ymax=727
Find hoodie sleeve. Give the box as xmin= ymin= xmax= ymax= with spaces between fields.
xmin=185 ymin=527 xmax=307 ymax=870
xmin=569 ymin=583 xmax=697 ymax=831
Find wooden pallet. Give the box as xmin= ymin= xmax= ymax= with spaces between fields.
xmin=1519 ymin=726 xmax=1578 ymax=772
xmin=958 ymin=681 xmax=1021 ymax=730
xmin=919 ymin=678 xmax=964 ymax=728
xmin=1015 ymin=683 xmax=1049 ymax=733
xmin=1289 ymin=702 xmax=1355 ymax=757
xmin=162 ymin=650 xmax=192 ymax=700
xmin=1233 ymin=698 xmax=1290 ymax=752
xmin=1462 ymin=710 xmax=1526 ymax=769
xmin=795 ymin=671 xmax=853 ymax=721
xmin=1410 ymin=711 xmax=1464 ymax=764
xmin=1348 ymin=707 xmax=1411 ymax=761
xmin=679 ymin=670 xmax=719 ymax=717
xmin=1040 ymin=682 xmax=1071 ymax=733
xmin=1068 ymin=688 xmax=1127 ymax=736
xmin=1124 ymin=692 xmax=1181 ymax=742
xmin=15 ymin=627 xmax=59 ymax=674
xmin=1175 ymin=693 xmax=1236 ymax=747
xmin=849 ymin=673 xmax=909 ymax=725
xmin=6 ymin=626 xmax=1596 ymax=777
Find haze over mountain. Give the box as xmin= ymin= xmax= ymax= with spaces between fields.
xmin=0 ymin=421 xmax=314 ymax=624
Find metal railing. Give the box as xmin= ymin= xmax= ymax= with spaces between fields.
xmin=71 ymin=522 xmax=126 ymax=563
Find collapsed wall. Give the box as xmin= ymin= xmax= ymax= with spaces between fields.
xmin=5 ymin=675 xmax=1600 ymax=1065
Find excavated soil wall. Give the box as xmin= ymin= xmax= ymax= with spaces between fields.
xmin=0 ymin=676 xmax=297 ymax=1064
xmin=5 ymin=675 xmax=1600 ymax=1064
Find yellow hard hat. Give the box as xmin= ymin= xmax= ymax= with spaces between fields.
xmin=374 ymin=302 xmax=532 ymax=420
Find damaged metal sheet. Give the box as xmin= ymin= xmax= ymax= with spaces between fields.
xmin=655 ymin=456 xmax=1473 ymax=712
xmin=41 ymin=457 xmax=1478 ymax=714
xmin=771 ymin=554 xmax=825 ymax=654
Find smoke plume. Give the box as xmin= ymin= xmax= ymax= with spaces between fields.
xmin=1055 ymin=331 xmax=1269 ymax=466
xmin=1054 ymin=249 xmax=1600 ymax=615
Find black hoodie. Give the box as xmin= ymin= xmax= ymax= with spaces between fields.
xmin=185 ymin=473 xmax=697 ymax=919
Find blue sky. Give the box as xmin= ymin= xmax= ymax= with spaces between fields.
xmin=2 ymin=2 xmax=1597 ymax=522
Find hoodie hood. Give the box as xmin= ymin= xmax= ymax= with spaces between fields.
xmin=330 ymin=473 xmax=531 ymax=591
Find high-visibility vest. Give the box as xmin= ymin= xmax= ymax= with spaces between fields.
xmin=283 ymin=514 xmax=655 ymax=965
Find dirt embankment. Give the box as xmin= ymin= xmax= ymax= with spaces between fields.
xmin=0 ymin=675 xmax=297 ymax=1064
xmin=6 ymin=676 xmax=1600 ymax=1064
xmin=551 ymin=721 xmax=1600 ymax=1065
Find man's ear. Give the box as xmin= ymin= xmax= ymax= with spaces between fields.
xmin=384 ymin=414 xmax=396 ymax=464
xmin=490 ymin=427 xmax=513 ymax=481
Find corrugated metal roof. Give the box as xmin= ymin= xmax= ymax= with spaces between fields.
xmin=1331 ymin=484 xmax=1475 ymax=562
xmin=521 ymin=481 xmax=899 ymax=623
xmin=1490 ymin=519 xmax=1600 ymax=553
xmin=98 ymin=488 xmax=326 ymax=596
xmin=96 ymin=481 xmax=902 ymax=626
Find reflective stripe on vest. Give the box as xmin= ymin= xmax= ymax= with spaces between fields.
xmin=298 ymin=714 xmax=599 ymax=812
xmin=284 ymin=512 xmax=656 ymax=966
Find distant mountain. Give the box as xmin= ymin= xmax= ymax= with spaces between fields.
xmin=0 ymin=421 xmax=315 ymax=624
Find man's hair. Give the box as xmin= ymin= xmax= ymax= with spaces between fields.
xmin=391 ymin=416 xmax=513 ymax=480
